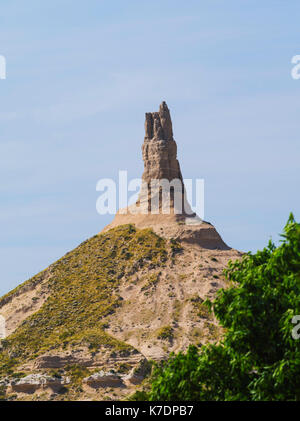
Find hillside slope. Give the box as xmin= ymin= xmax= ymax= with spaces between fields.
xmin=0 ymin=102 xmax=242 ymax=400
xmin=0 ymin=224 xmax=240 ymax=400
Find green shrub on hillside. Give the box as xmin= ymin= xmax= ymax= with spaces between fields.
xmin=146 ymin=214 xmax=300 ymax=401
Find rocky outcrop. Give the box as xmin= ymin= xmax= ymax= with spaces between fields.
xmin=9 ymin=374 xmax=70 ymax=394
xmin=83 ymin=371 xmax=123 ymax=388
xmin=33 ymin=347 xmax=143 ymax=370
xmin=143 ymin=101 xmax=181 ymax=182
xmin=103 ymin=101 xmax=230 ymax=250
xmin=144 ymin=101 xmax=173 ymax=142
xmin=106 ymin=101 xmax=196 ymax=219
xmin=122 ymin=358 xmax=151 ymax=385
xmin=138 ymin=101 xmax=189 ymax=215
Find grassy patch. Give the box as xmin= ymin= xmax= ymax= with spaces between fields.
xmin=169 ymin=238 xmax=183 ymax=256
xmin=0 ymin=225 xmax=168 ymax=373
xmin=204 ymin=322 xmax=220 ymax=341
xmin=157 ymin=326 xmax=174 ymax=341
xmin=190 ymin=295 xmax=212 ymax=319
xmin=141 ymin=273 xmax=160 ymax=292
xmin=65 ymin=364 xmax=91 ymax=386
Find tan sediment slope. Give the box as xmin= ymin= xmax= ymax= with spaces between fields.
xmin=106 ymin=238 xmax=241 ymax=361
xmin=0 ymin=102 xmax=242 ymax=401
xmin=0 ymin=269 xmax=51 ymax=337
xmin=102 ymin=101 xmax=241 ymax=360
xmin=103 ymin=213 xmax=230 ymax=250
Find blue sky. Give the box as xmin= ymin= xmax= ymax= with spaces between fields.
xmin=0 ymin=0 xmax=300 ymax=296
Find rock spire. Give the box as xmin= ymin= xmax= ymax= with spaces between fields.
xmin=103 ymin=101 xmax=230 ymax=250
xmin=136 ymin=101 xmax=192 ymax=216
xmin=142 ymin=101 xmax=182 ymax=183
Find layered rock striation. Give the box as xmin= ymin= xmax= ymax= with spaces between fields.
xmin=143 ymin=101 xmax=181 ymax=182
xmin=104 ymin=102 xmax=229 ymax=250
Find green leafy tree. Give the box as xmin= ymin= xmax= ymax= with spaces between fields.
xmin=147 ymin=214 xmax=300 ymax=401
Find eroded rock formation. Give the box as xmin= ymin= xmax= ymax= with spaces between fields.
xmin=142 ymin=102 xmax=182 ymax=182
xmin=136 ymin=101 xmax=193 ymax=216
xmin=103 ymin=102 xmax=231 ymax=250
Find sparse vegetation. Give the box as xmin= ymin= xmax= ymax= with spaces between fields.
xmin=169 ymin=238 xmax=183 ymax=256
xmin=65 ymin=364 xmax=91 ymax=386
xmin=0 ymin=385 xmax=7 ymax=401
xmin=0 ymin=225 xmax=168 ymax=373
xmin=157 ymin=326 xmax=174 ymax=341
xmin=141 ymin=274 xmax=160 ymax=292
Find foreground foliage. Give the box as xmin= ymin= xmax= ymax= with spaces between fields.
xmin=146 ymin=214 xmax=300 ymax=401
